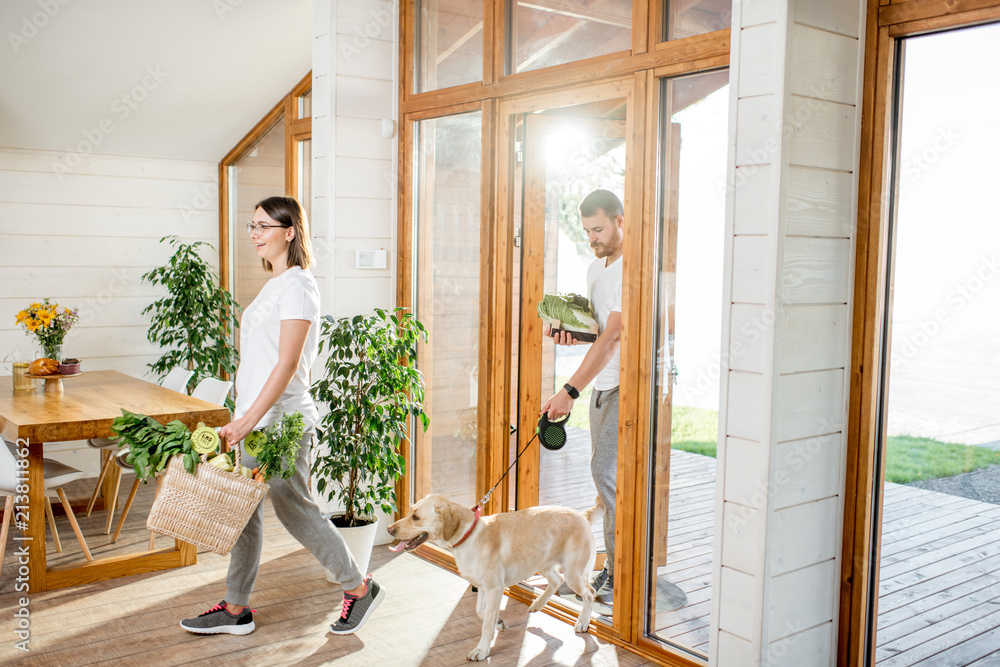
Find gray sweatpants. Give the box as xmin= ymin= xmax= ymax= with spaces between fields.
xmin=226 ymin=430 xmax=364 ymax=605
xmin=589 ymin=386 xmax=619 ymax=576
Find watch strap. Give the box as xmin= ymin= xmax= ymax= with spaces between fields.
xmin=563 ymin=383 xmax=580 ymax=399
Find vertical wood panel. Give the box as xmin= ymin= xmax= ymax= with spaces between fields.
xmin=781 ymin=237 xmax=852 ymax=304
xmin=775 ymin=369 xmax=845 ymax=442
xmin=780 ymin=304 xmax=848 ymax=373
xmin=785 ymin=167 xmax=854 ymax=237
xmin=771 ymin=497 xmax=840 ymax=575
xmin=738 ymin=24 xmax=779 ymax=98
xmin=790 ymin=24 xmax=860 ymax=105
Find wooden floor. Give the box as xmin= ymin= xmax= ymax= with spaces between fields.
xmin=4 ymin=449 xmax=1000 ymax=665
xmin=0 ymin=477 xmax=655 ymax=666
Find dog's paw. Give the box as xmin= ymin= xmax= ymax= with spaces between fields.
xmin=468 ymin=646 xmax=491 ymax=661
xmin=496 ymin=618 xmax=508 ymax=630
xmin=574 ymin=618 xmax=591 ymax=633
xmin=528 ymin=599 xmax=545 ymax=613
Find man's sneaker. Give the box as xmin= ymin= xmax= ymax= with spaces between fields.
xmin=590 ymin=567 xmax=609 ymax=594
xmin=180 ymin=601 xmax=255 ymax=635
xmin=329 ymin=575 xmax=385 ymax=635
xmin=592 ymin=569 xmax=614 ymax=604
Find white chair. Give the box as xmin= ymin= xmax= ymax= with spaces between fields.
xmin=117 ymin=376 xmax=233 ymax=548
xmin=1 ymin=440 xmax=94 ymax=567
xmin=85 ymin=367 xmax=195 ymax=532
xmin=190 ymin=377 xmax=233 ymax=405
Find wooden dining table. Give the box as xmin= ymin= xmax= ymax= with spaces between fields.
xmin=0 ymin=370 xmax=230 ymax=593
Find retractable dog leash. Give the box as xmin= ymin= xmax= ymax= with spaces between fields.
xmin=474 ymin=412 xmax=571 ymax=510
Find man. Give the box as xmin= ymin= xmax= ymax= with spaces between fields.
xmin=540 ymin=188 xmax=623 ymax=603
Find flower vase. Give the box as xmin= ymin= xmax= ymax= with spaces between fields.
xmin=42 ymin=343 xmax=63 ymax=362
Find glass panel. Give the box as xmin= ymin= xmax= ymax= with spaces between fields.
xmin=662 ymin=0 xmax=731 ymax=41
xmin=873 ymin=23 xmax=1000 ymax=665
xmin=510 ymin=101 xmax=627 ymax=626
xmin=511 ymin=0 xmax=631 ymax=74
xmin=646 ymin=69 xmax=729 ymax=656
xmin=415 ymin=0 xmax=484 ymax=93
xmin=229 ymin=115 xmax=285 ymax=313
xmin=298 ymin=138 xmax=312 ymax=223
xmin=298 ymin=89 xmax=311 ymax=119
xmin=413 ymin=111 xmax=483 ymax=506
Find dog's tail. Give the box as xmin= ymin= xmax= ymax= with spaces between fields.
xmin=584 ymin=495 xmax=605 ymax=524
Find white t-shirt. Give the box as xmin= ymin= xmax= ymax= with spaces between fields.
xmin=235 ymin=266 xmax=320 ymax=430
xmin=587 ymin=255 xmax=623 ymax=391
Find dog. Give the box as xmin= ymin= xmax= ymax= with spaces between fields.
xmin=387 ymin=494 xmax=604 ymax=661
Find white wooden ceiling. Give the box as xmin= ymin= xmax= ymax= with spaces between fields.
xmin=0 ymin=0 xmax=311 ymax=161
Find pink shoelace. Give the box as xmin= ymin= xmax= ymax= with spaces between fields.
xmin=340 ymin=581 xmax=368 ymax=619
xmin=340 ymin=595 xmax=356 ymax=619
xmin=200 ymin=603 xmax=255 ymax=616
xmin=199 ymin=603 xmax=226 ymax=616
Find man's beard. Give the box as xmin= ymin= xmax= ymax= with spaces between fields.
xmin=591 ymin=243 xmax=615 ymax=258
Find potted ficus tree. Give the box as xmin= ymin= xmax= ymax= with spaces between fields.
xmin=311 ymin=307 xmax=428 ymax=576
xmin=142 ymin=236 xmax=241 ymax=409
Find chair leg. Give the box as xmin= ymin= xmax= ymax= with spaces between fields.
xmin=104 ymin=465 xmax=123 ymax=535
xmin=111 ymin=478 xmax=141 ymax=544
xmin=86 ymin=449 xmax=114 ymax=517
xmin=45 ymin=497 xmax=62 ymax=553
xmin=0 ymin=496 xmax=11 ymax=567
xmin=56 ymin=488 xmax=93 ymax=562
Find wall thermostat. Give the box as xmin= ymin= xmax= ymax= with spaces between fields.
xmin=355 ymin=249 xmax=388 ymax=269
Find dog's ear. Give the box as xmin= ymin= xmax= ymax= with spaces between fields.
xmin=438 ymin=504 xmax=463 ymax=542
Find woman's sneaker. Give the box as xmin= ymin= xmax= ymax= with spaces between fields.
xmin=329 ymin=575 xmax=385 ymax=635
xmin=180 ymin=601 xmax=256 ymax=635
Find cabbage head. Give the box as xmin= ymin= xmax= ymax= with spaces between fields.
xmin=537 ymin=293 xmax=599 ymax=335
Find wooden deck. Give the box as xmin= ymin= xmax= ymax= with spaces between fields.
xmin=3 ymin=444 xmax=1000 ymax=665
xmin=542 ymin=429 xmax=1000 ymax=664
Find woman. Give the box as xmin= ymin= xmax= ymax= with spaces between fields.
xmin=180 ymin=196 xmax=385 ymax=636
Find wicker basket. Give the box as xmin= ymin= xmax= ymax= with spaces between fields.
xmin=146 ymin=451 xmax=269 ymax=556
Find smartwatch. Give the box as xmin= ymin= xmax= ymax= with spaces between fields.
xmin=563 ymin=383 xmax=580 ymax=399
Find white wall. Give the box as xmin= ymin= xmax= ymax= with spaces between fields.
xmin=312 ymin=0 xmax=397 ymax=320
xmin=0 ymin=147 xmax=219 ymax=470
xmin=312 ymin=0 xmax=399 ymax=541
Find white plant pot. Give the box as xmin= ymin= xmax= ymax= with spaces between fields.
xmin=325 ymin=515 xmax=380 ymax=583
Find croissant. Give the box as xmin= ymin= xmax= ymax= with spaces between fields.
xmin=29 ymin=358 xmax=59 ymax=376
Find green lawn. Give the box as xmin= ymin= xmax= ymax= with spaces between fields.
xmin=670 ymin=406 xmax=1000 ymax=484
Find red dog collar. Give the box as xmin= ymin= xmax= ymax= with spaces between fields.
xmin=452 ymin=504 xmax=482 ymax=547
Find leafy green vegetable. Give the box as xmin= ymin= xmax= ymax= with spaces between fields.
xmin=537 ymin=293 xmax=599 ymax=334
xmin=110 ymin=409 xmax=197 ymax=480
xmin=252 ymin=411 xmax=305 ymax=481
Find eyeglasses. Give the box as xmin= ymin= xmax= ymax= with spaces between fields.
xmin=247 ymin=222 xmax=284 ymax=236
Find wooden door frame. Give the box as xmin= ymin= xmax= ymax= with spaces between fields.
xmin=514 ymin=112 xmax=629 ymax=513
xmin=219 ymin=71 xmax=312 ymax=292
xmin=840 ymin=3 xmax=1000 ymax=665
xmin=394 ymin=100 xmax=497 ymax=522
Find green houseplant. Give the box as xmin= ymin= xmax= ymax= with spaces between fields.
xmin=311 ymin=308 xmax=429 ymax=530
xmin=142 ymin=236 xmax=241 ymax=408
